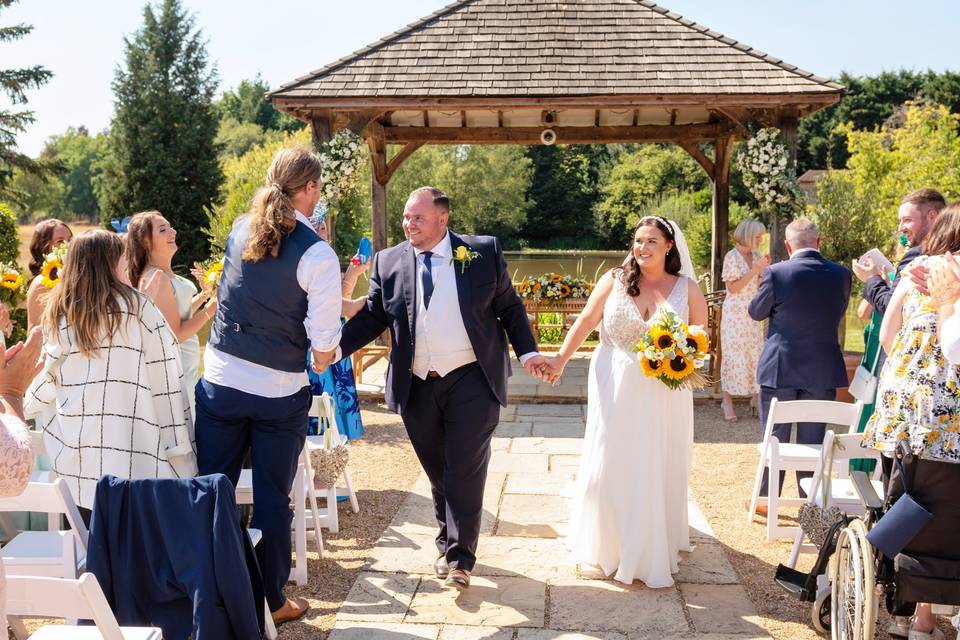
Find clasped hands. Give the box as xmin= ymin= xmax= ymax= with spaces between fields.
xmin=311 ymin=348 xmax=338 ymax=374
xmin=522 ymin=354 xmax=566 ymax=386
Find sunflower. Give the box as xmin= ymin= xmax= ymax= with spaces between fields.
xmin=559 ymin=284 xmax=571 ymax=298
xmin=685 ymin=326 xmax=709 ymax=356
xmin=640 ymin=357 xmax=663 ymax=377
xmin=205 ymin=259 xmax=224 ymax=288
xmin=0 ymin=272 xmax=23 ymax=292
xmin=551 ymin=273 xmax=563 ymax=283
xmin=662 ymin=354 xmax=694 ymax=380
xmin=40 ymin=257 xmax=63 ymax=289
xmin=650 ymin=326 xmax=675 ymax=351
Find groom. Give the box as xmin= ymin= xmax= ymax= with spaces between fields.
xmin=335 ymin=186 xmax=551 ymax=588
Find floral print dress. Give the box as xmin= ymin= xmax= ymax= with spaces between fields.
xmin=720 ymin=249 xmax=764 ymax=396
xmin=862 ymin=279 xmax=960 ymax=462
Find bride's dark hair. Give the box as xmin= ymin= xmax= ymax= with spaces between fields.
xmin=619 ymin=216 xmax=682 ymax=297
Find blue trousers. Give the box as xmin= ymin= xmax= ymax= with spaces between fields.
xmin=758 ymin=386 xmax=836 ymax=497
xmin=195 ymin=379 xmax=310 ymax=612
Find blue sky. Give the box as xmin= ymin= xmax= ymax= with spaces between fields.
xmin=4 ymin=0 xmax=958 ymax=156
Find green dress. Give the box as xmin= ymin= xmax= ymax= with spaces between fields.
xmin=851 ymin=310 xmax=882 ymax=473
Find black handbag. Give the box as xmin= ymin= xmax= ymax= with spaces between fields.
xmin=866 ymin=446 xmax=933 ymax=559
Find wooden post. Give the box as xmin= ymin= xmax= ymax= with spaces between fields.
xmin=310 ymin=115 xmax=338 ymax=249
xmin=772 ymin=110 xmax=799 ymax=263
xmin=366 ymin=128 xmax=389 ymax=253
xmin=711 ymin=136 xmax=733 ymax=291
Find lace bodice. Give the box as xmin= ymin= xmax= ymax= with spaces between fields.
xmin=600 ymin=274 xmax=689 ymax=351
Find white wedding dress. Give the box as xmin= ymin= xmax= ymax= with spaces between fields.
xmin=568 ymin=273 xmax=694 ymax=588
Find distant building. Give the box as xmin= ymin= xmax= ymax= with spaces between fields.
xmin=799 ymin=169 xmax=828 ymax=204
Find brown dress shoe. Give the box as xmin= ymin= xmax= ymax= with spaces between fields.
xmin=434 ymin=554 xmax=449 ymax=579
xmin=272 ymin=596 xmax=310 ymax=625
xmin=445 ymin=568 xmax=470 ymax=589
xmin=744 ymin=499 xmax=768 ymax=516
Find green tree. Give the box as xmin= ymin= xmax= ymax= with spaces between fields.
xmin=217 ymin=75 xmax=303 ymax=133
xmin=594 ymin=145 xmax=709 ymax=245
xmin=7 ymin=165 xmax=62 ymax=222
xmin=215 ymin=117 xmax=272 ymax=159
xmin=44 ymin=126 xmax=109 ymax=219
xmin=0 ymin=201 xmax=18 ymax=264
xmin=0 ymin=0 xmax=56 ymax=201
xmin=98 ymin=0 xmax=222 ymax=269
xmin=385 ymin=145 xmax=533 ymax=245
xmin=520 ymin=145 xmax=609 ymax=248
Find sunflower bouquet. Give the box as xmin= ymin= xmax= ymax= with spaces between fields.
xmin=40 ymin=244 xmax=69 ymax=289
xmin=195 ymin=256 xmax=224 ymax=291
xmin=0 ymin=262 xmax=26 ymax=305
xmin=634 ymin=309 xmax=710 ymax=390
xmin=515 ymin=273 xmax=593 ymax=303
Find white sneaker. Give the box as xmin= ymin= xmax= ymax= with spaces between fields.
xmin=887 ymin=617 xmax=911 ymax=638
xmin=908 ymin=627 xmax=945 ymax=640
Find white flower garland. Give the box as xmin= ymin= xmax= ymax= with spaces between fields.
xmin=317 ymin=129 xmax=365 ymax=206
xmin=736 ymin=127 xmax=804 ymax=213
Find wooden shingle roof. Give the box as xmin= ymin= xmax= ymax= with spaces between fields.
xmin=270 ymin=0 xmax=842 ymax=102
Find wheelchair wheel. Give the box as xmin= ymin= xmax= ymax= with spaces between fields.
xmin=813 ymin=586 xmax=831 ymax=633
xmin=831 ymin=520 xmax=876 ymax=640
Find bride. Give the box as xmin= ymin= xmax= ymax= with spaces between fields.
xmin=546 ymin=216 xmax=707 ymax=588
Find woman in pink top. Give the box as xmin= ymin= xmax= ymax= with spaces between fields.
xmin=0 ymin=327 xmax=42 ymax=627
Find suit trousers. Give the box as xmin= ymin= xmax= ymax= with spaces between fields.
xmin=194 ymin=379 xmax=310 ymax=612
xmin=758 ymin=386 xmax=836 ymax=497
xmin=401 ymin=362 xmax=501 ymax=572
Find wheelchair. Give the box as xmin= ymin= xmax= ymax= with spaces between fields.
xmin=776 ymin=445 xmax=960 ymax=639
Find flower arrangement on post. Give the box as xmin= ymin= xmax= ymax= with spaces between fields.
xmin=317 ymin=129 xmax=365 ymax=207
xmin=736 ymin=127 xmax=805 ymax=218
xmin=514 ymin=273 xmax=593 ymax=303
xmin=634 ymin=309 xmax=709 ymax=390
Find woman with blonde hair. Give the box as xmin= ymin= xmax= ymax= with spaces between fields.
xmin=196 ymin=146 xmax=343 ymax=625
xmin=126 ymin=210 xmax=217 ymax=416
xmin=24 ymin=230 xmax=195 ymax=514
xmin=25 ymin=218 xmax=73 ymax=330
xmin=719 ymin=219 xmax=770 ymax=421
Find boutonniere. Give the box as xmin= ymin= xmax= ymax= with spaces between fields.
xmin=451 ymin=245 xmax=481 ymax=274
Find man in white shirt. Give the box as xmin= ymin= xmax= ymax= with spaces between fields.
xmin=339 ymin=187 xmax=552 ymax=589
xmin=928 ymin=252 xmax=960 ymax=365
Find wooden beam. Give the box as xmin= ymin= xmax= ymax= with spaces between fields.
xmin=310 ymin=116 xmax=332 ymax=146
xmin=770 ymin=110 xmax=799 ymax=263
xmin=381 ymin=123 xmax=737 ymax=145
xmin=366 ymin=126 xmax=389 ymax=253
xmin=461 ymin=110 xmax=467 ymax=128
xmin=669 ymin=109 xmax=677 ymax=126
xmin=711 ymin=136 xmax=734 ymax=291
xmin=677 ymin=141 xmax=714 ymax=180
xmin=421 ymin=110 xmax=430 ymax=127
xmin=365 ymin=122 xmax=389 ymax=185
xmin=497 ymin=110 xmax=504 ymax=127
xmin=595 ymin=110 xmax=601 ymax=127
xmin=712 ymin=106 xmax=751 ymax=137
xmin=272 ymin=91 xmax=842 ymax=112
xmin=632 ymin=108 xmax=639 ymax=126
xmin=384 ymin=142 xmax=424 ymax=183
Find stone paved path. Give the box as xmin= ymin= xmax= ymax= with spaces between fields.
xmin=328 ymin=403 xmax=771 ymax=640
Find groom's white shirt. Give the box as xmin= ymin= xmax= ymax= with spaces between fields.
xmin=411 ymin=232 xmax=477 ymax=379
xmin=204 ymin=210 xmax=342 ymax=398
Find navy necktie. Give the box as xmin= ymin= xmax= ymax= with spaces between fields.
xmin=420 ymin=251 xmax=434 ymax=309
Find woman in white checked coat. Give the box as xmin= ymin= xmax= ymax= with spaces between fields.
xmin=25 ymin=230 xmax=196 ymax=512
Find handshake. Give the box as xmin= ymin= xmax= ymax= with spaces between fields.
xmin=311 ymin=348 xmax=339 ymax=374
xmin=522 ymin=354 xmax=565 ymax=386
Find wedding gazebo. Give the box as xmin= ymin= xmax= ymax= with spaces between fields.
xmin=268 ymin=0 xmax=842 ymax=285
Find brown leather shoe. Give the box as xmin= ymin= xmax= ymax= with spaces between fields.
xmin=272 ymin=596 xmax=310 ymax=625
xmin=744 ymin=499 xmax=768 ymax=516
xmin=445 ymin=568 xmax=470 ymax=589
xmin=434 ymin=554 xmax=449 ymax=579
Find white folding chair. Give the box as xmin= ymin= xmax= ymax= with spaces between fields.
xmin=235 ymin=436 xmax=324 ymax=587
xmin=786 ymin=430 xmax=885 ymax=567
xmin=304 ymin=393 xmax=360 ymax=536
xmin=748 ymin=399 xmax=863 ymax=540
xmin=5 ymin=573 xmax=161 ymax=640
xmin=0 ymin=477 xmax=88 ymax=579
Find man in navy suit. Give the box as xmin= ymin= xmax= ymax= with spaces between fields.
xmin=335 ymin=187 xmax=551 ymax=588
xmin=747 ymin=218 xmax=851 ymax=510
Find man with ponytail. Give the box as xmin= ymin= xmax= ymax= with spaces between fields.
xmin=195 ymin=147 xmax=343 ymax=624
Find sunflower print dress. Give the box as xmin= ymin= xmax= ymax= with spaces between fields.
xmin=861 ymin=280 xmax=960 ymax=462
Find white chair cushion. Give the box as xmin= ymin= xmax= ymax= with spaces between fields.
xmin=30 ymin=626 xmax=161 ymax=640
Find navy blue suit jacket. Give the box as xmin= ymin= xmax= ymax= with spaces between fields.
xmin=86 ymin=474 xmax=263 ymax=640
xmin=748 ymin=249 xmax=852 ymax=390
xmin=339 ymin=231 xmax=537 ymax=413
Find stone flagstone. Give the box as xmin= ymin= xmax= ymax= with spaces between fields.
xmin=333 ymin=403 xmax=770 ymax=640
xmin=407 ymin=576 xmax=546 ymax=627
xmin=547 ymin=580 xmax=690 ymax=636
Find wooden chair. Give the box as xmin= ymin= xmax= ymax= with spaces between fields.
xmin=747 ymin=399 xmax=863 ymax=541
xmin=786 ymin=430 xmax=884 ymax=568
xmin=5 ymin=573 xmax=161 ymax=640
xmin=351 ymin=331 xmax=392 ymax=385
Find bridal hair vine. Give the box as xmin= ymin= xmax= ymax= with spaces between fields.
xmin=639 ymin=215 xmax=675 ymax=238
xmin=451 ymin=245 xmax=481 ymax=274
